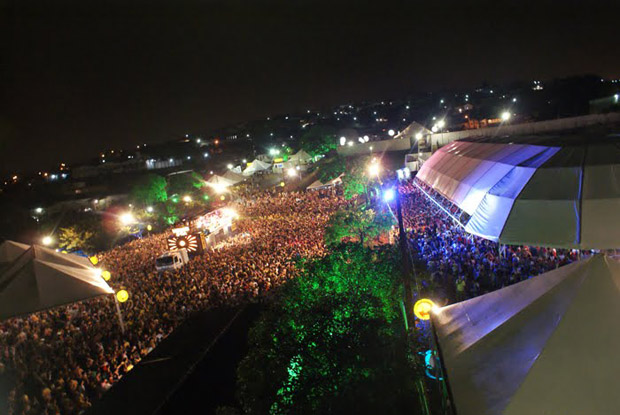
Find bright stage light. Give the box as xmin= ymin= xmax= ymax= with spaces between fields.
xmin=415 ymin=132 xmax=423 ymax=140
xmin=383 ymin=188 xmax=395 ymax=202
xmin=146 ymin=206 xmax=154 ymax=213
xmin=501 ymin=111 xmax=512 ymax=121
xmin=42 ymin=236 xmax=54 ymax=246
xmin=367 ymin=161 xmax=380 ymax=177
xmin=183 ymin=195 xmax=192 ymax=203
xmin=287 ymin=168 xmax=297 ymax=177
xmin=227 ymin=164 xmax=233 ymax=169
xmin=119 ymin=212 xmax=136 ymax=226
xmin=388 ymin=129 xmax=396 ymax=137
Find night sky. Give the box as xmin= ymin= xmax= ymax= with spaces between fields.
xmin=2 ymin=0 xmax=619 ymax=174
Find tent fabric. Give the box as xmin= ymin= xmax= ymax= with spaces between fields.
xmin=432 ymin=254 xmax=620 ymax=415
xmin=306 ymin=180 xmax=327 ymax=190
xmin=242 ymin=159 xmax=272 ymax=176
xmin=415 ymin=138 xmax=620 ymax=249
xmin=0 ymin=243 xmax=114 ymax=321
xmin=206 ymin=175 xmax=235 ymax=186
xmin=222 ymin=170 xmax=245 ymax=184
xmin=0 ymin=240 xmax=30 ymax=270
xmin=289 ymin=149 xmax=313 ymax=164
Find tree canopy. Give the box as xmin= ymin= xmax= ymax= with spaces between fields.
xmin=324 ymin=204 xmax=394 ymax=246
xmin=57 ymin=225 xmax=95 ymax=252
xmin=130 ymin=174 xmax=168 ymax=206
xmin=299 ymin=125 xmax=338 ymax=158
xmin=237 ymin=244 xmax=418 ymax=415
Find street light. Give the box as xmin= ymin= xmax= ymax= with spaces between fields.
xmin=388 ymin=129 xmax=396 ymax=137
xmin=41 ymin=235 xmax=54 ymax=246
xmin=415 ymin=132 xmax=423 ymax=140
xmin=287 ymin=168 xmax=297 ymax=177
xmin=35 ymin=207 xmax=43 ymax=214
xmin=227 ymin=163 xmax=233 ymax=169
xmin=501 ymin=111 xmax=512 ymax=121
xmin=183 ymin=195 xmax=192 ymax=203
xmin=340 ymin=136 xmax=346 ymax=146
xmin=146 ymin=206 xmax=154 ymax=213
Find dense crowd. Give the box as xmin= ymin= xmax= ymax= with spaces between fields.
xmin=0 ymin=188 xmax=346 ymax=415
xmin=399 ymin=181 xmax=577 ymax=303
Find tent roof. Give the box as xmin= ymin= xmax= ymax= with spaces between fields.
xmin=289 ymin=149 xmax=312 ymax=162
xmin=0 ymin=240 xmax=30 ymax=270
xmin=222 ymin=170 xmax=245 ymax=183
xmin=306 ymin=180 xmax=326 ymax=190
xmin=206 ymin=174 xmax=235 ymax=186
xmin=415 ymin=136 xmax=620 ymax=249
xmin=0 ymin=243 xmax=114 ymax=321
xmin=432 ymin=254 xmax=620 ymax=415
xmin=243 ymin=159 xmax=271 ymax=176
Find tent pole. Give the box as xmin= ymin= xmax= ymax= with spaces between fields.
xmin=114 ymin=296 xmax=126 ymax=334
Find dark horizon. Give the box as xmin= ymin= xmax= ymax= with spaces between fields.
xmin=2 ymin=0 xmax=619 ymax=174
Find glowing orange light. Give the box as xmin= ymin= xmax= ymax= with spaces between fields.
xmin=413 ymin=299 xmax=437 ymax=321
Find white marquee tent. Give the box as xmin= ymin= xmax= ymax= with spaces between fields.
xmin=223 ymin=170 xmax=246 ymax=184
xmin=432 ymin=254 xmax=620 ymax=415
xmin=415 ymin=135 xmax=620 ymax=249
xmin=242 ymin=159 xmax=272 ymax=176
xmin=0 ymin=243 xmax=114 ymax=321
xmin=288 ymin=149 xmax=313 ymax=165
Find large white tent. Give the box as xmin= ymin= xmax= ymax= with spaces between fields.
xmin=432 ymin=254 xmax=620 ymax=415
xmin=415 ymin=135 xmax=620 ymax=249
xmin=222 ymin=170 xmax=246 ymax=184
xmin=242 ymin=159 xmax=272 ymax=176
xmin=0 ymin=243 xmax=114 ymax=321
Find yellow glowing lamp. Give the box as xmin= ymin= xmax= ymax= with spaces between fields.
xmin=101 ymin=270 xmax=111 ymax=281
xmin=89 ymin=256 xmax=99 ymax=265
xmin=220 ymin=195 xmax=226 ymax=201
xmin=147 ymin=224 xmax=153 ymax=231
xmin=413 ymin=299 xmax=437 ymax=321
xmin=116 ymin=290 xmax=129 ymax=303
xmin=280 ymin=181 xmax=285 ymax=187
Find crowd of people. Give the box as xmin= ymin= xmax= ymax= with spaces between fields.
xmin=399 ymin=181 xmax=578 ymax=303
xmin=0 ymin=188 xmax=347 ymax=415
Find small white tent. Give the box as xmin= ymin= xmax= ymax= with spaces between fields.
xmin=306 ymin=180 xmax=326 ymax=190
xmin=289 ymin=149 xmax=313 ymax=165
xmin=243 ymin=159 xmax=272 ymax=176
xmin=432 ymin=254 xmax=620 ymax=415
xmin=0 ymin=244 xmax=114 ymax=321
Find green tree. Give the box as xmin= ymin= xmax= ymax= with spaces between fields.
xmin=167 ymin=171 xmax=204 ymax=196
xmin=237 ymin=244 xmax=419 ymax=415
xmin=317 ymin=154 xmax=346 ymax=183
xmin=131 ymin=174 xmax=168 ymax=206
xmin=57 ymin=226 xmax=95 ymax=251
xmin=324 ymin=205 xmax=394 ymax=246
xmin=299 ymin=126 xmax=338 ymax=158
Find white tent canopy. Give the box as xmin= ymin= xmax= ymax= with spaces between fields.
xmin=306 ymin=180 xmax=326 ymax=190
xmin=222 ymin=170 xmax=246 ymax=184
xmin=415 ymin=136 xmax=620 ymax=249
xmin=0 ymin=243 xmax=114 ymax=321
xmin=432 ymin=254 xmax=620 ymax=415
xmin=243 ymin=159 xmax=272 ymax=176
xmin=289 ymin=149 xmax=313 ymax=164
